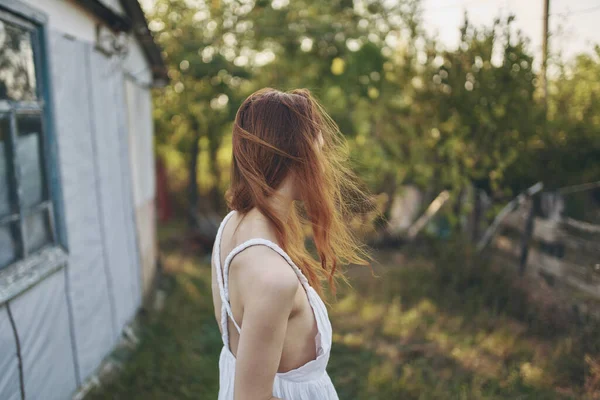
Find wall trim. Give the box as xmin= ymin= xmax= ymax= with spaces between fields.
xmin=0 ymin=246 xmax=67 ymax=306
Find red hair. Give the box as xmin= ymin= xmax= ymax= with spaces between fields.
xmin=226 ymin=88 xmax=370 ymax=294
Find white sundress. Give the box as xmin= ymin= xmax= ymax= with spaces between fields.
xmin=213 ymin=211 xmax=339 ymax=400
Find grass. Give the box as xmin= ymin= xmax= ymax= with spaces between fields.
xmin=89 ymin=231 xmax=600 ymax=400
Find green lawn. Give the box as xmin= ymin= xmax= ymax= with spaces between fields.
xmin=89 ymin=236 xmax=599 ymax=399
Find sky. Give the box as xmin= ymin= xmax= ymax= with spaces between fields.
xmin=421 ymin=0 xmax=600 ymax=66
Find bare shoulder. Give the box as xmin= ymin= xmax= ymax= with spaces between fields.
xmin=231 ymin=245 xmax=299 ymax=300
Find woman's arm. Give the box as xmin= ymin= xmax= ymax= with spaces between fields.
xmin=231 ymin=248 xmax=299 ymax=400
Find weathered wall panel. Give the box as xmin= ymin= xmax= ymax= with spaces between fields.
xmin=114 ymin=72 xmax=145 ymax=305
xmin=11 ymin=270 xmax=76 ymax=400
xmin=22 ymin=0 xmax=97 ymax=42
xmin=135 ymin=200 xmax=157 ymax=297
xmin=123 ymin=37 xmax=154 ymax=85
xmin=0 ymin=306 xmax=20 ymax=400
xmin=125 ymin=79 xmax=155 ymax=206
xmin=124 ymin=78 xmax=157 ymax=297
xmin=48 ymin=32 xmax=116 ymax=381
xmin=1 ymin=1 xmax=154 ymax=393
xmin=89 ymin=48 xmax=141 ymax=331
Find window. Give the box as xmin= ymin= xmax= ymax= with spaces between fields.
xmin=0 ymin=10 xmax=57 ymax=270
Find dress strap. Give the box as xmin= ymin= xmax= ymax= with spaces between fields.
xmin=223 ymin=239 xmax=311 ymax=302
xmin=214 ymin=211 xmax=241 ymax=347
xmin=214 ymin=211 xmax=314 ymax=350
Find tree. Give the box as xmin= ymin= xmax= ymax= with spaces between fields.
xmin=149 ymin=0 xmax=252 ymax=217
xmin=146 ymin=0 xmax=599 ymax=233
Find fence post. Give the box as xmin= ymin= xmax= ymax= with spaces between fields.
xmin=519 ymin=196 xmax=536 ymax=275
xmin=476 ymin=182 xmax=543 ymax=253
xmin=471 ymin=189 xmax=481 ymax=243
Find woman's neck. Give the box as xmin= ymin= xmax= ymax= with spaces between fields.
xmin=246 ymin=193 xmax=293 ymax=224
xmin=265 ymin=174 xmax=296 ymax=220
xmin=244 ymin=177 xmax=295 ymax=234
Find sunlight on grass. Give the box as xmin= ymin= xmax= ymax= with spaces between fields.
xmin=450 ymin=346 xmax=501 ymax=378
xmin=382 ymin=298 xmax=437 ymax=338
xmin=359 ymin=302 xmax=386 ymax=324
xmin=328 ymin=251 xmax=585 ymax=399
xmin=90 ymin=225 xmax=597 ymax=399
xmin=478 ymin=321 xmax=525 ymax=358
xmin=178 ymin=275 xmax=203 ymax=301
xmin=333 ymin=292 xmax=360 ymax=314
xmin=520 ymin=362 xmax=548 ymax=387
xmin=366 ymin=361 xmax=396 ymax=391
xmin=88 ymin=249 xmax=222 ymax=400
xmin=334 ymin=332 xmax=366 ymax=348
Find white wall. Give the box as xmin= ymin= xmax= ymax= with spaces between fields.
xmin=10 ymin=270 xmax=77 ymax=399
xmin=0 ymin=2 xmax=158 ymax=396
xmin=123 ymin=37 xmax=154 ymax=85
xmin=21 ymin=0 xmax=128 ymax=41
xmin=48 ymin=34 xmax=118 ymax=383
xmin=0 ymin=306 xmax=20 ymax=400
xmin=125 ymin=77 xmax=157 ymax=298
xmin=125 ymin=79 xmax=155 ymax=205
xmin=21 ymin=0 xmax=97 ymax=42
xmin=22 ymin=0 xmax=154 ymax=87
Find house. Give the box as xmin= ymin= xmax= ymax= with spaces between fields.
xmin=0 ymin=0 xmax=167 ymax=398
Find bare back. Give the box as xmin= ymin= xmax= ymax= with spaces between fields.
xmin=211 ymin=210 xmax=318 ymax=373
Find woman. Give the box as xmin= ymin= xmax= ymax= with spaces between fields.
xmin=212 ymin=88 xmax=370 ymax=400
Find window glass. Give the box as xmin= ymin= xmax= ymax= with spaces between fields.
xmin=0 ymin=11 xmax=57 ymax=269
xmin=0 ymin=19 xmax=37 ymax=101
xmin=0 ymin=223 xmax=18 ymax=268
xmin=17 ymin=114 xmax=45 ymax=207
xmin=0 ymin=117 xmax=11 ymax=216
xmin=24 ymin=210 xmax=51 ymax=253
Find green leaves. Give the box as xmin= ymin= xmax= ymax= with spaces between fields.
xmin=149 ymin=0 xmax=599 ymax=216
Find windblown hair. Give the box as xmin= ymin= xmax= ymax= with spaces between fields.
xmin=226 ymin=88 xmax=370 ymax=294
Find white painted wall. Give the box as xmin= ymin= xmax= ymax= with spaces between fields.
xmin=22 ymin=0 xmax=154 ymax=87
xmin=0 ymin=1 xmax=158 ymax=397
xmin=125 ymin=79 xmax=155 ymax=205
xmin=123 ymin=37 xmax=154 ymax=85
xmin=20 ymin=0 xmax=128 ymax=40
xmin=21 ymin=0 xmax=97 ymax=42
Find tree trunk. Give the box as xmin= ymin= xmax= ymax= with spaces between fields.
xmin=519 ymin=196 xmax=537 ymax=276
xmin=208 ymin=135 xmax=222 ymax=212
xmin=187 ymin=128 xmax=201 ymax=227
xmin=381 ymin=171 xmax=397 ymax=217
xmin=471 ymin=189 xmax=481 ymax=243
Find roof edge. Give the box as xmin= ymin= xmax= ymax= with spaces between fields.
xmin=74 ymin=0 xmax=131 ymax=32
xmin=119 ymin=0 xmax=169 ymax=86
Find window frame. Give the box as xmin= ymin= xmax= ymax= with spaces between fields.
xmin=0 ymin=0 xmax=68 ymax=305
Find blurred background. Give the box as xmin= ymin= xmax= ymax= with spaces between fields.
xmin=108 ymin=0 xmax=600 ymax=398
xmin=0 ymin=0 xmax=599 ymax=399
